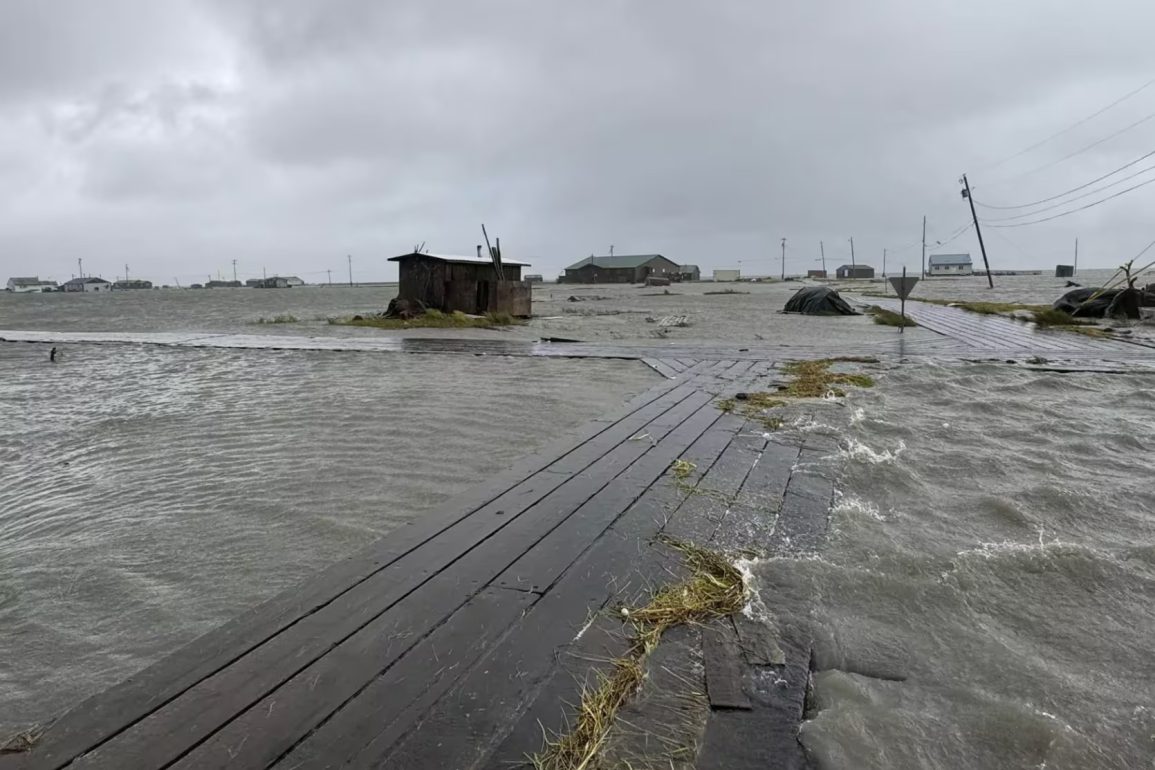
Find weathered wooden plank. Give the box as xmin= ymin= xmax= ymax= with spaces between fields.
xmin=11 ymin=379 xmax=693 ymax=770
xmin=70 ymin=392 xmax=715 ymax=770
xmin=641 ymin=357 xmax=678 ymax=379
xmin=373 ymin=415 xmax=746 ymax=770
xmin=703 ymin=622 xmax=752 ymax=710
xmin=268 ymin=398 xmax=724 ymax=769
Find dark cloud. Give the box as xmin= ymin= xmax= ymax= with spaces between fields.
xmin=3 ymin=0 xmax=1155 ymax=284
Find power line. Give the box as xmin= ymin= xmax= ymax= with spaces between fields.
xmin=984 ymin=175 xmax=1155 ymax=228
xmin=976 ymin=149 xmax=1155 ymax=209
xmin=980 ymin=76 xmax=1155 ymax=172
xmin=978 ymin=161 xmax=1155 ymax=221
xmin=996 ymin=107 xmax=1155 ymax=183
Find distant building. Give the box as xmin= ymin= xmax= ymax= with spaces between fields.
xmin=387 ymin=252 xmax=532 ymax=317
xmin=205 ymin=280 xmax=242 ymax=289
xmin=713 ymin=269 xmax=741 ymax=282
xmin=112 ymin=279 xmax=153 ymax=290
xmin=245 ymin=278 xmax=264 ymax=288
xmin=61 ymin=277 xmax=112 ymax=293
xmin=927 ymin=253 xmax=973 ymax=276
xmin=807 ymin=269 xmax=828 ymax=278
xmin=835 ymin=264 xmax=875 ymax=279
xmin=678 ymin=265 xmax=701 ymax=282
xmin=524 ymin=274 xmax=544 ymax=284
xmin=562 ymin=254 xmax=679 ymax=284
xmin=1055 ymin=265 xmax=1075 ymax=278
xmin=6 ymin=276 xmax=57 ymax=293
xmin=252 ymin=276 xmax=303 ymax=289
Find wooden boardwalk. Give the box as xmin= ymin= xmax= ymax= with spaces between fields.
xmin=6 ymin=361 xmax=833 ymax=770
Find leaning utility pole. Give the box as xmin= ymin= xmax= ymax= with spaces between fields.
xmin=347 ymin=254 xmax=353 ymax=287
xmin=326 ymin=269 xmax=333 ymax=286
xmin=780 ymin=238 xmax=787 ymax=280
xmin=921 ymin=215 xmax=927 ymax=278
xmin=961 ymin=174 xmax=993 ymax=288
xmin=819 ymin=241 xmax=826 ymax=274
xmin=1074 ymin=238 xmax=1079 ymax=275
xmin=849 ymin=237 xmax=856 ymax=267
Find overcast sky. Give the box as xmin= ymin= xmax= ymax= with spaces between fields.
xmin=2 ymin=0 xmax=1155 ymax=284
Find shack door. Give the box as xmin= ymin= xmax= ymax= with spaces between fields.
xmin=475 ymin=281 xmax=490 ymax=313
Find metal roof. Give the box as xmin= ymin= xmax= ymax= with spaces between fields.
xmin=928 ymin=253 xmax=972 ymax=266
xmin=62 ymin=277 xmax=110 ymax=285
xmin=565 ymin=254 xmax=670 ymax=270
xmin=388 ymin=252 xmax=530 ymax=267
xmin=836 ymin=264 xmax=874 ymax=271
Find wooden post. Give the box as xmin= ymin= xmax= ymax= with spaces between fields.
xmin=900 ymin=266 xmax=907 ymax=334
xmin=921 ymin=215 xmax=927 ymax=278
xmin=962 ymin=174 xmax=993 ymax=288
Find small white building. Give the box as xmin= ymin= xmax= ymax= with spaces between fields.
xmin=713 ymin=269 xmax=741 ymax=282
xmin=928 ymin=253 xmax=973 ymax=276
xmin=6 ymin=276 xmax=57 ymax=293
xmin=61 ymin=277 xmax=112 ymax=293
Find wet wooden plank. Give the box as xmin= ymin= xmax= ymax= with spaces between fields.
xmin=372 ymin=415 xmax=746 ymax=770
xmin=703 ymin=622 xmax=752 ymax=710
xmin=642 ymin=357 xmax=679 ymax=379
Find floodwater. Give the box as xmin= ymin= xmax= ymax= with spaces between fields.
xmin=757 ymin=363 xmax=1155 ymax=769
xmin=2 ymin=280 xmax=1153 ymax=769
xmin=0 ymin=340 xmax=658 ymax=735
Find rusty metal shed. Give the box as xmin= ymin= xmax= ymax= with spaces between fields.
xmin=388 ymin=252 xmax=533 ymax=317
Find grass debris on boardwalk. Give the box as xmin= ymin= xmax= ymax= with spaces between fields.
xmin=532 ymin=537 xmax=746 ymax=770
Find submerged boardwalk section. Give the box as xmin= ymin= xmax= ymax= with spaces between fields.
xmin=8 ymin=360 xmax=833 ymax=770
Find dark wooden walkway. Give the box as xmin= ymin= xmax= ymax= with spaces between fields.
xmin=6 ymin=361 xmax=832 ymax=770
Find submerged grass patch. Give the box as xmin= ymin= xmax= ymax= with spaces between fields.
xmin=780 ymin=359 xmax=875 ymax=398
xmin=867 ymin=306 xmax=917 ymax=327
xmin=532 ymin=537 xmax=746 ymax=770
xmin=252 ymin=314 xmax=300 ymax=324
xmin=329 ymin=309 xmax=520 ymax=329
xmin=916 ymin=299 xmax=1096 ymax=329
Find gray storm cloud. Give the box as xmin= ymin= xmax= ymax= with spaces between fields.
xmin=2 ymin=0 xmax=1154 ymax=284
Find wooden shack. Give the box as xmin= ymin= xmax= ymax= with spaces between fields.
xmin=388 ymin=252 xmax=532 ymax=317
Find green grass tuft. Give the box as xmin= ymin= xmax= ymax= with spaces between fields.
xmin=253 ymin=314 xmax=300 ymax=324
xmin=868 ymin=306 xmax=917 ymax=327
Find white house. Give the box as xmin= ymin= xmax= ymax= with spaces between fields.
xmin=928 ymin=253 xmax=973 ymax=276
xmin=6 ymin=276 xmax=57 ymax=293
xmin=713 ymin=269 xmax=741 ymax=282
xmin=61 ymin=277 xmax=112 ymax=293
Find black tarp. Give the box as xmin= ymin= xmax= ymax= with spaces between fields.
xmin=1053 ymin=287 xmax=1155 ymax=319
xmin=784 ymin=286 xmax=858 ymax=315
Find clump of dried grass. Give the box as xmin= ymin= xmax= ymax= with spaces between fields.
xmin=780 ymin=359 xmax=875 ymax=398
xmin=532 ymin=537 xmax=746 ymax=770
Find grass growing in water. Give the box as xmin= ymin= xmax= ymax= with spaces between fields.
xmin=718 ymin=393 xmax=788 ymax=431
xmin=253 ymin=314 xmax=300 ymax=324
xmin=867 ymin=306 xmax=917 ymax=327
xmin=532 ymin=537 xmax=746 ymax=770
xmin=917 ymin=299 xmax=1094 ymax=328
xmin=330 ymin=309 xmax=519 ymax=329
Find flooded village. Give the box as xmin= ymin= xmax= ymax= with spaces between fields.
xmin=3 ymin=3 xmax=1155 ymax=770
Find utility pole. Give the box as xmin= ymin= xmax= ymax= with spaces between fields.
xmin=780 ymin=238 xmax=786 ymax=280
xmin=921 ymin=215 xmax=927 ymax=279
xmin=232 ymin=259 xmax=238 ymax=283
xmin=327 ymin=269 xmax=333 ymax=286
xmin=263 ymin=266 xmax=267 ymax=280
xmin=610 ymin=244 xmax=614 ymax=258
xmin=849 ymin=237 xmax=856 ymax=267
xmin=347 ymin=254 xmax=353 ymax=287
xmin=1074 ymin=238 xmax=1079 ymax=275
xmin=961 ymin=174 xmax=994 ymax=288
xmin=78 ymin=258 xmax=83 ymax=278
xmin=125 ymin=263 xmax=129 ymax=282
xmin=820 ymin=241 xmax=826 ymax=274
xmin=882 ymin=248 xmax=887 ymax=278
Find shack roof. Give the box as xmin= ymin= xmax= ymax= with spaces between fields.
xmin=928 ymin=253 xmax=972 ymax=266
xmin=9 ymin=276 xmax=46 ymax=285
xmin=388 ymin=252 xmax=530 ymax=267
xmin=565 ymin=254 xmax=669 ymax=270
xmin=836 ymin=264 xmax=874 ymax=271
xmin=62 ymin=276 xmax=110 ymax=286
